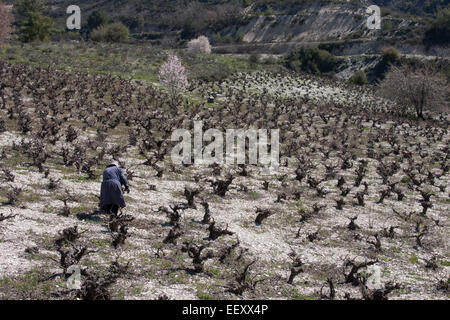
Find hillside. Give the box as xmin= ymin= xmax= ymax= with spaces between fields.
xmin=38 ymin=0 xmax=449 ymax=19
xmin=7 ymin=0 xmax=449 ymax=46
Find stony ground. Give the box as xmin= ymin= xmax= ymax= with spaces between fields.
xmin=0 ymin=64 xmax=448 ymax=300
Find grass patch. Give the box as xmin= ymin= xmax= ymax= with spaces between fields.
xmin=292 ymin=291 xmax=315 ymax=300
xmin=71 ymin=203 xmax=97 ymax=215
xmin=0 ymin=41 xmax=282 ymax=86
xmin=0 ymin=268 xmax=54 ymax=299
xmin=65 ymin=175 xmax=101 ymax=183
xmin=20 ymin=191 xmax=42 ymax=203
xmin=208 ymin=268 xmax=220 ymax=276
xmin=197 ymin=290 xmax=215 ymax=300
xmin=92 ymin=238 xmax=110 ymax=248
xmin=246 ymin=191 xmax=261 ymax=200
xmin=409 ymin=256 xmax=419 ymax=264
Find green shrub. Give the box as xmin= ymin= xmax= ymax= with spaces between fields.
xmin=235 ymin=31 xmax=244 ymax=43
xmin=16 ymin=0 xmax=53 ymax=43
xmin=372 ymin=46 xmax=401 ymax=81
xmin=87 ymin=11 xmax=108 ymax=32
xmin=249 ymin=53 xmax=260 ymax=65
xmin=381 ymin=47 xmax=400 ymax=65
xmin=285 ymin=47 xmax=338 ymax=75
xmin=382 ymin=20 xmax=393 ymax=33
xmin=91 ymin=22 xmax=129 ymax=43
xmin=349 ymin=70 xmax=367 ymax=85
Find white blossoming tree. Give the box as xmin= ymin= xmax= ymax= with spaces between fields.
xmin=187 ymin=36 xmax=212 ymax=54
xmin=158 ymin=54 xmax=189 ymax=107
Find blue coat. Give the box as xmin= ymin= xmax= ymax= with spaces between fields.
xmin=99 ymin=165 xmax=129 ymax=209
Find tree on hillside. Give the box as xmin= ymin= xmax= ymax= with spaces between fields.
xmin=379 ymin=64 xmax=448 ymax=119
xmin=349 ymin=70 xmax=368 ymax=85
xmin=90 ymin=22 xmax=129 ymax=43
xmin=15 ymin=0 xmax=53 ymax=42
xmin=159 ymin=54 xmax=189 ymax=108
xmin=87 ymin=11 xmax=108 ymax=32
xmin=187 ymin=36 xmax=212 ymax=54
xmin=372 ymin=47 xmax=401 ymax=81
xmin=380 ymin=47 xmax=400 ymax=65
xmin=285 ymin=48 xmax=338 ymax=75
xmin=0 ymin=2 xmax=14 ymax=46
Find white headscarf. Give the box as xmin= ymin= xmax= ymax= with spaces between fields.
xmin=109 ymin=160 xmax=119 ymax=167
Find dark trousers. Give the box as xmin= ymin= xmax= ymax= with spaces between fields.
xmin=103 ymin=204 xmax=119 ymax=215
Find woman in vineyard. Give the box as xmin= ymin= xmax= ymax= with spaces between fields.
xmin=99 ymin=160 xmax=130 ymax=215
